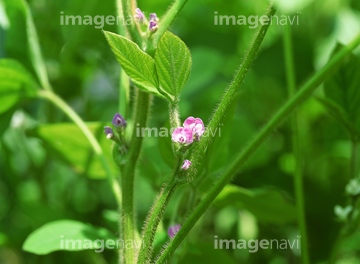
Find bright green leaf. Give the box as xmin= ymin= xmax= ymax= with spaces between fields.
xmin=323 ymin=44 xmax=360 ymax=137
xmin=23 ymin=220 xmax=116 ymax=255
xmin=103 ymin=31 xmax=162 ymax=97
xmin=154 ymin=31 xmax=192 ymax=100
xmin=33 ymin=122 xmax=117 ymax=179
xmin=0 ymin=59 xmax=38 ymax=114
xmin=214 ymin=185 xmax=297 ymax=225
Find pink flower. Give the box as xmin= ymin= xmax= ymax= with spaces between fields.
xmin=181 ymin=159 xmax=191 ymax=170
xmin=183 ymin=116 xmax=205 ymax=138
xmin=171 ymin=127 xmax=193 ymax=144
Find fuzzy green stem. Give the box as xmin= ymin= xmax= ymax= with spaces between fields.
xmin=120 ymin=0 xmax=142 ymax=45
xmin=121 ymin=90 xmax=151 ymax=263
xmin=169 ymin=102 xmax=181 ymax=153
xmin=156 ymin=33 xmax=360 ymax=263
xmin=137 ymin=179 xmax=179 ymax=263
xmin=283 ymin=23 xmax=310 ymax=264
xmin=185 ymin=5 xmax=276 ymax=182
xmin=37 ymin=90 xmax=122 ymax=205
xmin=147 ymin=0 xmax=189 ymax=52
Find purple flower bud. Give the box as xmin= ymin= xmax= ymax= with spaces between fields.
xmin=183 ymin=116 xmax=205 ymax=139
xmin=168 ymin=224 xmax=181 ymax=238
xmin=104 ymin=126 xmax=114 ymax=139
xmin=171 ymin=127 xmax=193 ymax=144
xmin=149 ymin=13 xmax=159 ymax=22
xmin=149 ymin=20 xmax=158 ymax=32
xmin=112 ymin=113 xmax=126 ymax=128
xmin=181 ymin=159 xmax=191 ymax=170
xmin=134 ymin=8 xmax=145 ymax=23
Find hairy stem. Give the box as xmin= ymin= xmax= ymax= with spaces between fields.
xmin=121 ymin=89 xmax=151 ymax=263
xmin=37 ymin=90 xmax=122 ymax=205
xmin=137 ymin=179 xmax=179 ymax=264
xmin=283 ymin=23 xmax=310 ymax=264
xmin=156 ymin=33 xmax=360 ymax=264
xmin=120 ymin=0 xmax=142 ymax=45
xmin=186 ymin=5 xmax=276 ymax=182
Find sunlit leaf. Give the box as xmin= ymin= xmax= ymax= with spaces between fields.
xmin=34 ymin=122 xmax=117 ymax=179
xmin=23 ymin=220 xmax=116 ymax=255
xmin=214 ymin=185 xmax=297 ymax=224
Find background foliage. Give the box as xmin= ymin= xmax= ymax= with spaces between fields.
xmin=0 ymin=0 xmax=360 ymax=263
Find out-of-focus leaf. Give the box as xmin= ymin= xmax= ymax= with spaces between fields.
xmin=158 ymin=125 xmax=175 ymax=169
xmin=103 ymin=31 xmax=163 ymax=98
xmin=323 ymin=44 xmax=360 ymax=137
xmin=0 ymin=59 xmax=38 ymax=114
xmin=23 ymin=220 xmax=116 ymax=255
xmin=272 ymin=0 xmax=315 ymax=12
xmin=33 ymin=122 xmax=116 ymax=179
xmin=154 ymin=31 xmax=192 ymax=100
xmin=180 ymin=242 xmax=236 ymax=264
xmin=214 ymin=185 xmax=297 ymax=224
xmin=316 ymin=96 xmax=356 ymax=135
xmin=4 ymin=0 xmax=51 ymax=89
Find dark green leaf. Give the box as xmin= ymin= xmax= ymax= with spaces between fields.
xmin=316 ymin=96 xmax=356 ymax=135
xmin=154 ymin=31 xmax=192 ymax=100
xmin=324 ymin=44 xmax=360 ymax=136
xmin=0 ymin=59 xmax=38 ymax=114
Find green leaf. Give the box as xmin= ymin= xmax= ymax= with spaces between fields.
xmin=23 ymin=220 xmax=117 ymax=255
xmin=0 ymin=59 xmax=38 ymax=114
xmin=154 ymin=31 xmax=192 ymax=100
xmin=4 ymin=0 xmax=51 ymax=90
xmin=323 ymin=44 xmax=360 ymax=137
xmin=33 ymin=122 xmax=117 ymax=179
xmin=214 ymin=185 xmax=297 ymax=225
xmin=103 ymin=31 xmax=162 ymax=97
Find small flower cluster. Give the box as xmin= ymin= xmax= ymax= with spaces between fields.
xmin=134 ymin=8 xmax=159 ymax=32
xmin=104 ymin=113 xmax=127 ymax=146
xmin=171 ymin=117 xmax=205 ymax=145
xmin=171 ymin=117 xmax=205 ymax=171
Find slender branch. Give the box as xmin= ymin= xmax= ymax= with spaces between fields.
xmin=156 ymin=33 xmax=360 ymax=263
xmin=186 ymin=5 xmax=276 ymax=182
xmin=137 ymin=179 xmax=179 ymax=264
xmin=37 ymin=90 xmax=122 ymax=205
xmin=283 ymin=23 xmax=310 ymax=264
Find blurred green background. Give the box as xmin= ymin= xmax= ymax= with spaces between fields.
xmin=1 ymin=0 xmax=360 ymax=263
